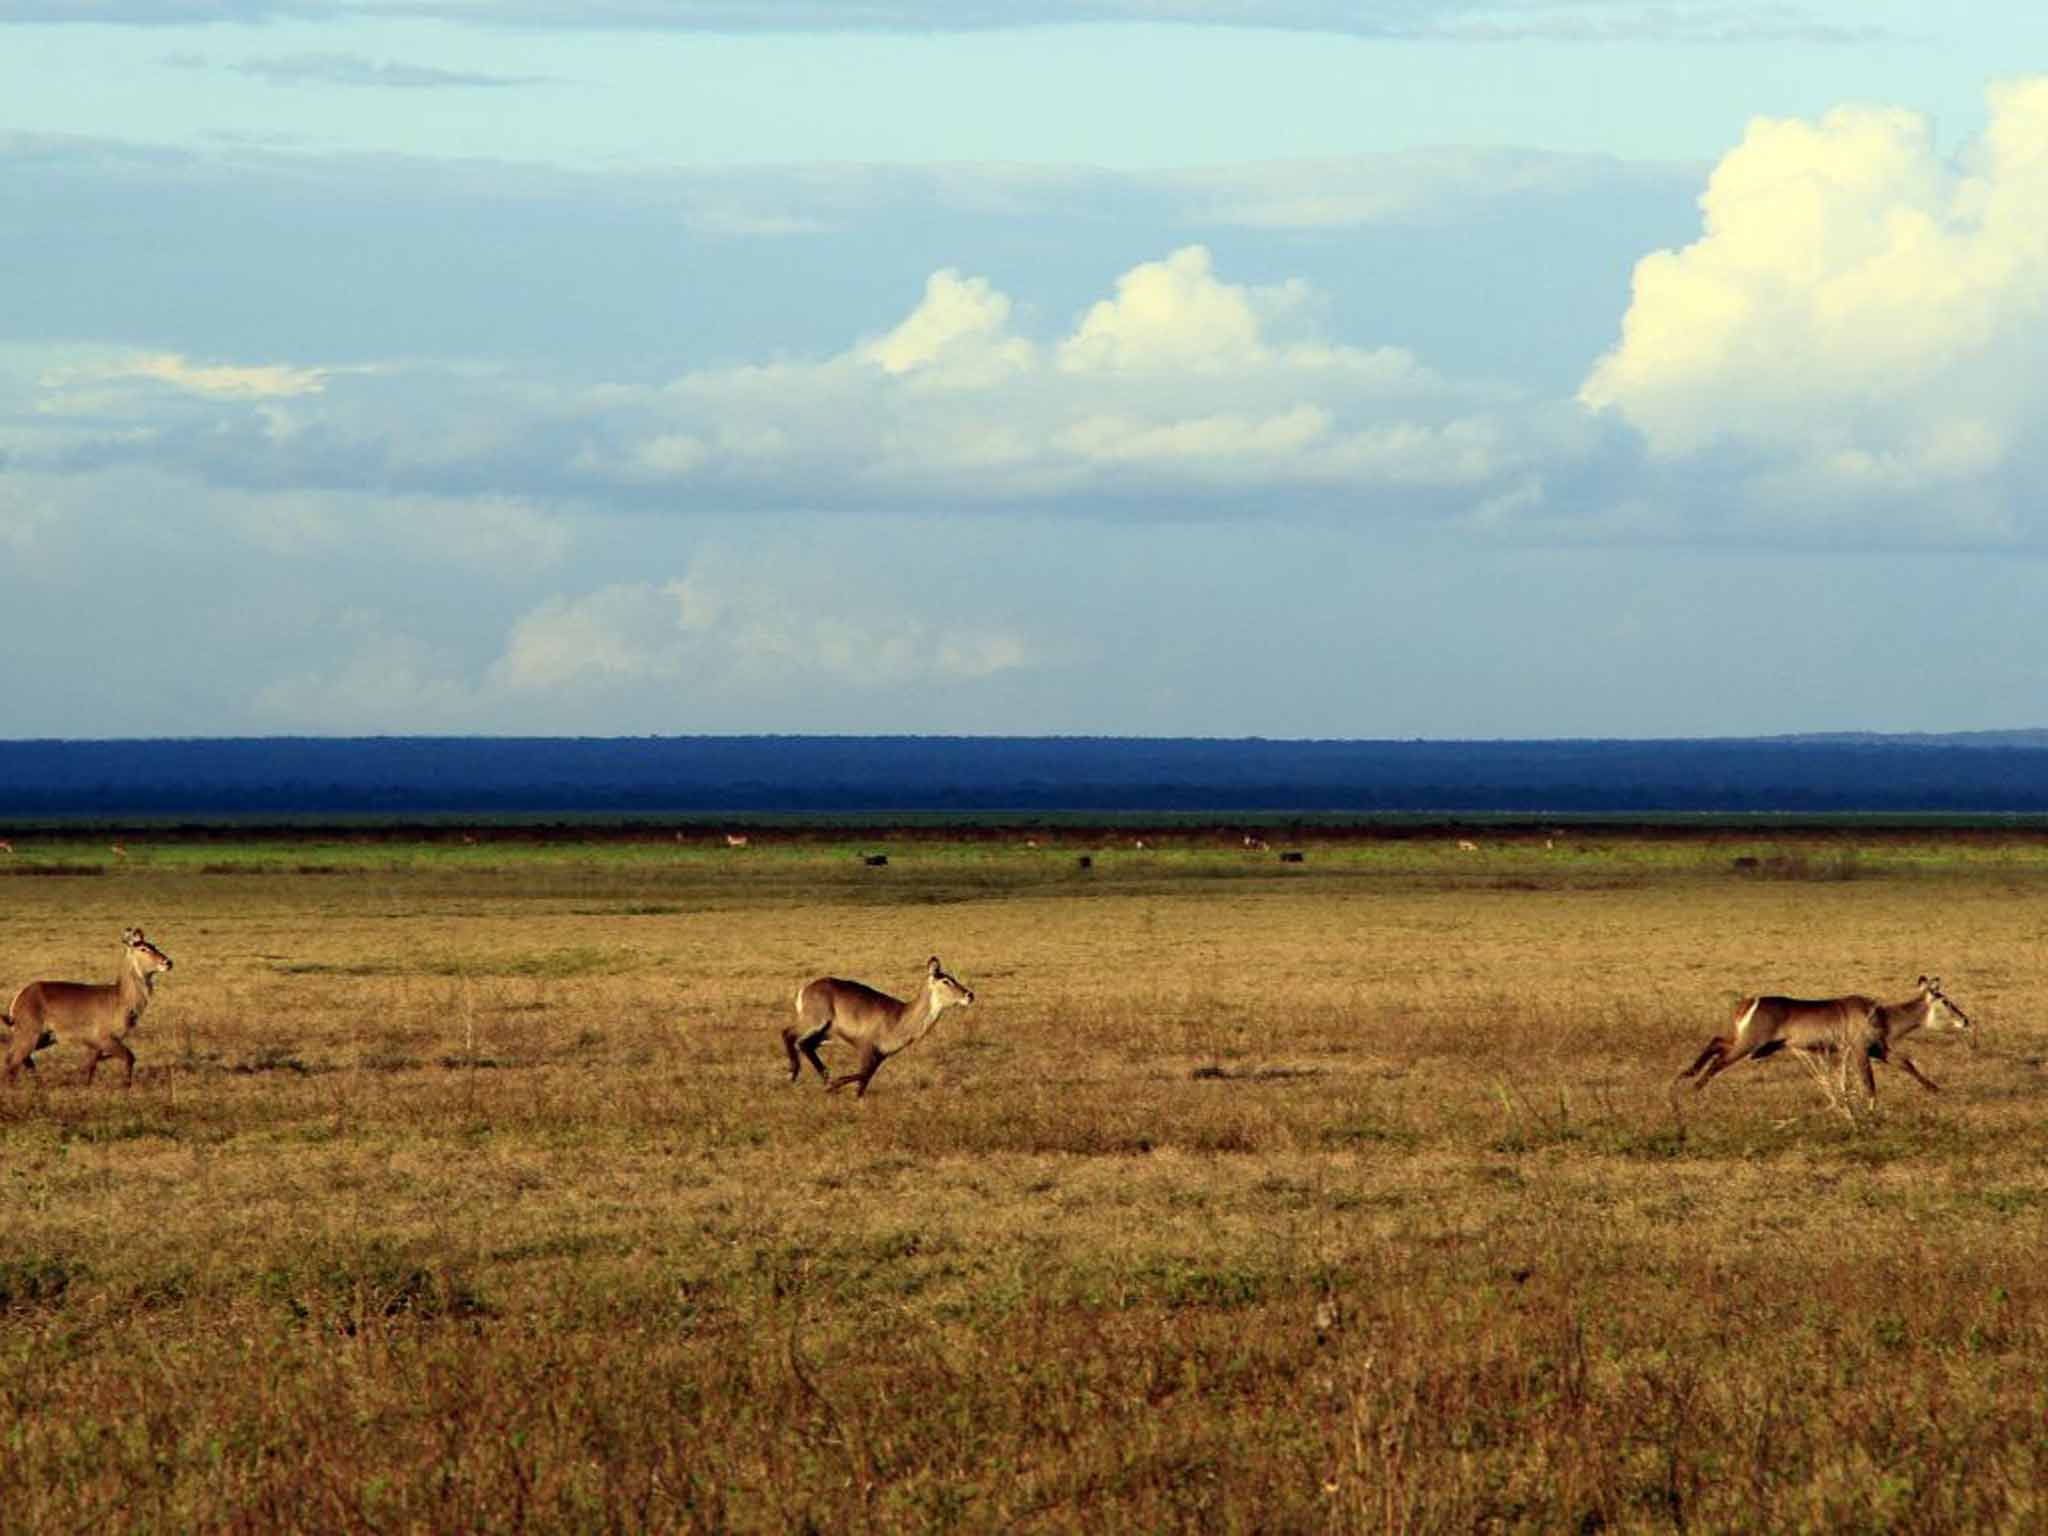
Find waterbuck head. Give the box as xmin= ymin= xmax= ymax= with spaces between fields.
xmin=1917 ymin=975 xmax=1970 ymax=1036
xmin=926 ymin=955 xmax=975 ymax=1013
xmin=122 ymin=927 xmax=174 ymax=985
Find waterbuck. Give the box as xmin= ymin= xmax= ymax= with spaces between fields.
xmin=784 ymin=955 xmax=974 ymax=1098
xmin=3 ymin=927 xmax=175 ymax=1087
xmin=1675 ymin=975 xmax=1971 ymax=1101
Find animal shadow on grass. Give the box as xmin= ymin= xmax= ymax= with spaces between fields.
xmin=1190 ymin=1063 xmax=1327 ymax=1083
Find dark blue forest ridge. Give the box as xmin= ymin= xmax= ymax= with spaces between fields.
xmin=4 ymin=734 xmax=2048 ymax=817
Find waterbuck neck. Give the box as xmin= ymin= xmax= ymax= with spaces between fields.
xmin=878 ymin=982 xmax=959 ymax=1056
xmin=122 ymin=952 xmax=163 ymax=1008
xmin=1879 ymin=988 xmax=1939 ymax=1043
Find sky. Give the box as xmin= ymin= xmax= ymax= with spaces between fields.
xmin=3 ymin=2 xmax=2047 ymax=740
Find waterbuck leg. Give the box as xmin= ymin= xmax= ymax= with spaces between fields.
xmin=1692 ymin=1039 xmax=1759 ymax=1090
xmin=800 ymin=1032 xmax=831 ymax=1083
xmin=1675 ymin=1038 xmax=1727 ymax=1085
xmin=826 ymin=1045 xmax=884 ymax=1097
xmin=107 ymin=1036 xmax=136 ymax=1087
xmin=781 ymin=1027 xmax=804 ymax=1082
xmin=80 ymin=1045 xmax=101 ymax=1086
xmin=1891 ymin=1053 xmax=1942 ymax=1093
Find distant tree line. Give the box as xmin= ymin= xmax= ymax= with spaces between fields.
xmin=3 ymin=735 xmax=2047 ymax=816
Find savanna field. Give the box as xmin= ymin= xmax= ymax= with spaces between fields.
xmin=1 ymin=827 xmax=2044 ymax=1532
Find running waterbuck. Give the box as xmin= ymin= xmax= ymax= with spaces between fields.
xmin=784 ymin=955 xmax=975 ymax=1098
xmin=1675 ymin=974 xmax=1971 ymax=1101
xmin=3 ymin=928 xmax=175 ymax=1087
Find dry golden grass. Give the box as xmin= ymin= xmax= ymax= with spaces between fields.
xmin=1 ymin=833 xmax=2045 ymax=1531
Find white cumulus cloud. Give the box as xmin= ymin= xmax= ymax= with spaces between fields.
xmin=859 ymin=269 xmax=1036 ymax=387
xmin=489 ymin=544 xmax=1036 ymax=698
xmin=71 ymin=351 xmax=334 ymax=399
xmin=574 ymin=244 xmax=1486 ymax=508
xmin=492 ymin=583 xmax=694 ymax=691
xmin=253 ymin=626 xmax=487 ymax=733
xmin=1581 ymin=77 xmax=2048 ymax=524
xmin=1057 ymin=246 xmax=1306 ymax=374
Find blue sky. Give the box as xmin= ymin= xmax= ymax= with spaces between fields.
xmin=3 ymin=2 xmax=2046 ymax=738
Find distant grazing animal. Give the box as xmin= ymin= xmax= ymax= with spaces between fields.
xmin=0 ymin=839 xmax=13 ymax=854
xmin=4 ymin=928 xmax=175 ymax=1087
xmin=1456 ymin=839 xmax=1480 ymax=853
xmin=1675 ymin=975 xmax=1972 ymax=1102
xmin=784 ymin=956 xmax=975 ymax=1098
xmin=725 ymin=833 xmax=750 ymax=849
xmin=1243 ymin=835 xmax=1269 ymax=851
xmin=109 ymin=843 xmax=128 ymax=859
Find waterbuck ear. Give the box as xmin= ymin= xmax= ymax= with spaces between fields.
xmin=122 ymin=927 xmax=142 ymax=946
xmin=927 ymin=956 xmax=943 ymax=978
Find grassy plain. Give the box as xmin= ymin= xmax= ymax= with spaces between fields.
xmin=1 ymin=826 xmax=2045 ymax=1532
